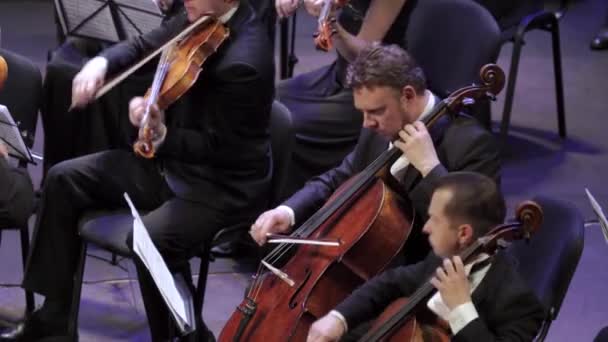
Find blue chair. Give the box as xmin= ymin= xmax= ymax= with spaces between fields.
xmin=507 ymin=196 xmax=585 ymax=341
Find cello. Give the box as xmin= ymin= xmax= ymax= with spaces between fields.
xmin=219 ymin=64 xmax=505 ymax=341
xmin=0 ymin=55 xmax=7 ymax=91
xmin=359 ymin=200 xmax=544 ymax=341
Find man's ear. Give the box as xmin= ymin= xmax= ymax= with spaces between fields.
xmin=400 ymin=85 xmax=416 ymax=101
xmin=457 ymin=223 xmax=475 ymax=245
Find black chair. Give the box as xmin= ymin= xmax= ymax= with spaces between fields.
xmin=506 ymin=196 xmax=585 ymax=341
xmin=66 ymin=100 xmax=294 ymax=339
xmin=0 ymin=48 xmax=42 ymax=315
xmin=405 ymin=0 xmax=502 ymax=129
xmin=497 ymin=0 xmax=569 ymax=147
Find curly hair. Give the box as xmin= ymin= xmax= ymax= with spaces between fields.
xmin=346 ymin=43 xmax=427 ymax=95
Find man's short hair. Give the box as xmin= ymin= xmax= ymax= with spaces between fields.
xmin=434 ymin=172 xmax=506 ymax=238
xmin=346 ymin=43 xmax=427 ymax=95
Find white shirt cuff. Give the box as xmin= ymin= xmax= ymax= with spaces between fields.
xmin=329 ymin=310 xmax=348 ymax=333
xmin=277 ymin=205 xmax=295 ymax=226
xmin=447 ymin=301 xmax=479 ymax=335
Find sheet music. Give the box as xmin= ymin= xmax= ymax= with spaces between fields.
xmin=55 ymin=0 xmax=164 ymax=43
xmin=124 ymin=193 xmax=195 ymax=334
xmin=585 ymin=188 xmax=608 ymax=244
xmin=0 ymin=105 xmax=31 ymax=162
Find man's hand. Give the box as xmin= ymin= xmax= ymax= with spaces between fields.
xmin=71 ymin=57 xmax=108 ymax=109
xmin=0 ymin=142 xmax=8 ymax=159
xmin=303 ymin=0 xmax=339 ymax=17
xmin=276 ymin=0 xmax=300 ymax=18
xmin=429 ymin=256 xmax=471 ymax=310
xmin=249 ymin=208 xmax=292 ymax=246
xmin=307 ymin=314 xmax=346 ymax=342
xmin=393 ymin=121 xmax=440 ymax=177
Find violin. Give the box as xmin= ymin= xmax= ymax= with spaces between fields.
xmin=218 ymin=64 xmax=506 ymax=341
xmin=0 ymin=56 xmax=7 ymax=92
xmin=313 ymin=0 xmax=348 ymax=51
xmin=133 ymin=16 xmax=229 ymax=158
xmin=87 ymin=14 xmax=229 ymax=158
xmin=360 ymin=200 xmax=543 ymax=341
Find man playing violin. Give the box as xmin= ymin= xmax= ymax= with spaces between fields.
xmin=307 ymin=172 xmax=545 ymax=341
xmin=251 ymin=44 xmax=500 ymax=264
xmin=0 ymin=0 xmax=274 ymax=341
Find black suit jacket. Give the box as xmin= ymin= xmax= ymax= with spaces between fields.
xmin=284 ymin=108 xmax=500 ymax=227
xmin=100 ymin=4 xmax=275 ymax=216
xmin=336 ymin=253 xmax=545 ymax=341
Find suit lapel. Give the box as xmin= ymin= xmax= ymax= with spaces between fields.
xmin=471 ymin=254 xmax=509 ymax=307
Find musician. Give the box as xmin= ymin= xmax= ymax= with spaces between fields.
xmin=42 ymin=0 xmax=185 ymax=179
xmin=0 ymin=0 xmax=274 ymax=341
xmin=275 ymin=0 xmax=418 ymax=198
xmin=0 ymin=142 xmax=34 ymax=234
xmin=307 ymin=172 xmax=545 ymax=341
xmin=250 ymin=44 xmax=500 ymax=264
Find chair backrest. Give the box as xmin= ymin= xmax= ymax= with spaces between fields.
xmin=406 ymin=0 xmax=501 ymax=98
xmin=507 ymin=196 xmax=585 ymax=321
xmin=0 ymin=48 xmax=42 ymax=149
xmin=268 ymin=100 xmax=294 ymax=207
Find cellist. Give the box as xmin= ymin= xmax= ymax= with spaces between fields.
xmin=251 ymin=44 xmax=501 ymax=265
xmin=307 ymin=172 xmax=545 ymax=341
xmin=0 ymin=0 xmax=274 ymax=341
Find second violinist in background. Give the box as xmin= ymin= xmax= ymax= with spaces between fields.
xmin=0 ymin=0 xmax=275 ymax=341
xmin=275 ymin=0 xmax=418 ymax=199
xmin=307 ymin=172 xmax=545 ymax=341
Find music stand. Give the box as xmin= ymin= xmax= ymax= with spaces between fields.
xmin=53 ymin=0 xmax=165 ymax=44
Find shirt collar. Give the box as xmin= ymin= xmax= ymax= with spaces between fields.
xmin=417 ymin=89 xmax=436 ymax=122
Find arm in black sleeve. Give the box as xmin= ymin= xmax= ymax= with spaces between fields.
xmin=100 ymin=12 xmax=188 ymax=76
xmin=335 ymin=255 xmax=439 ymax=329
xmin=283 ymin=137 xmax=366 ymax=224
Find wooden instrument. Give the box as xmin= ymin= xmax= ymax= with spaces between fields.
xmin=0 ymin=56 xmax=7 ymax=92
xmin=218 ymin=64 xmax=506 ymax=341
xmin=313 ymin=0 xmax=348 ymax=51
xmin=132 ymin=16 xmax=229 ymax=158
xmin=361 ymin=200 xmax=543 ymax=341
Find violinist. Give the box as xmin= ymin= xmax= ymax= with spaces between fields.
xmin=0 ymin=142 xmax=34 ymax=236
xmin=250 ymin=44 xmax=500 ymax=264
xmin=275 ymin=0 xmax=417 ymax=198
xmin=0 ymin=0 xmax=274 ymax=341
xmin=307 ymin=172 xmax=545 ymax=341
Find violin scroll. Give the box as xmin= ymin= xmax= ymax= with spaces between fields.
xmin=479 ymin=64 xmax=506 ymax=99
xmin=0 ymin=56 xmax=8 ymax=92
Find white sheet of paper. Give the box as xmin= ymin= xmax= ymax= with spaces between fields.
xmin=124 ymin=193 xmax=192 ymax=331
xmin=585 ymin=188 xmax=608 ymax=243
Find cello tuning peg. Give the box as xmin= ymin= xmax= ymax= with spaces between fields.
xmin=486 ymin=92 xmax=497 ymax=101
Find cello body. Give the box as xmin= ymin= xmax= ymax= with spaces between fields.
xmin=219 ymin=176 xmax=414 ymax=341
xmin=364 ymin=297 xmax=450 ymax=342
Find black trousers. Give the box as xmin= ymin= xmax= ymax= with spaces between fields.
xmin=22 ymin=150 xmax=227 ymax=340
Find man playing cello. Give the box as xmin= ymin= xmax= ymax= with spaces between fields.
xmin=251 ymin=44 xmax=501 ymax=264
xmin=307 ymin=172 xmax=545 ymax=341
